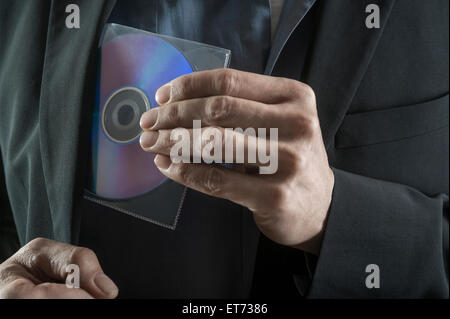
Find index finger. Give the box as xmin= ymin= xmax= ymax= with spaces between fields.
xmin=155 ymin=69 xmax=296 ymax=105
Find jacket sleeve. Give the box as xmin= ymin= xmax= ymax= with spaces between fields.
xmin=306 ymin=168 xmax=449 ymax=298
xmin=0 ymin=151 xmax=20 ymax=263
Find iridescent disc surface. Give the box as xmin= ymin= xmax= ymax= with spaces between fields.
xmin=88 ymin=33 xmax=193 ymax=199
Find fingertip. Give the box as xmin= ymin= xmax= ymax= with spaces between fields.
xmin=154 ymin=154 xmax=172 ymax=171
xmin=93 ymin=272 xmax=119 ymax=299
xmin=140 ymin=131 xmax=158 ymax=150
xmin=140 ymin=108 xmax=158 ymax=130
xmin=155 ymin=84 xmax=171 ymax=105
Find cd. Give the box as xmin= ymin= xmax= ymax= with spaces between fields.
xmin=88 ymin=33 xmax=194 ymax=199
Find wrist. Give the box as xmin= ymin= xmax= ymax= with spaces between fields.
xmin=293 ymin=167 xmax=334 ymax=255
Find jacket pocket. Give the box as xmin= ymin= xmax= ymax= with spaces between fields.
xmin=336 ymin=94 xmax=449 ymax=149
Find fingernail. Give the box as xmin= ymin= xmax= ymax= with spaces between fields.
xmin=155 ymin=84 xmax=171 ymax=104
xmin=154 ymin=154 xmax=171 ymax=170
xmin=94 ymin=273 xmax=118 ymax=297
xmin=140 ymin=109 xmax=158 ymax=130
xmin=140 ymin=131 xmax=158 ymax=149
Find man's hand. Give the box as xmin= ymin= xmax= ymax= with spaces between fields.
xmin=140 ymin=69 xmax=334 ymax=255
xmin=0 ymin=238 xmax=118 ymax=299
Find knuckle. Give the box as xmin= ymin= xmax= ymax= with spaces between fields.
xmin=172 ymin=75 xmax=191 ymax=100
xmin=222 ymin=128 xmax=234 ymax=149
xmin=289 ymin=113 xmax=319 ymax=139
xmin=206 ymin=96 xmax=232 ymax=124
xmin=282 ymin=78 xmax=299 ymax=92
xmin=280 ymin=147 xmax=301 ymax=172
xmin=300 ymin=83 xmax=316 ymax=101
xmin=166 ymin=104 xmax=182 ymax=126
xmin=201 ymin=126 xmax=224 ymax=149
xmin=28 ymin=252 xmax=46 ymax=270
xmin=283 ymin=79 xmax=303 ymax=98
xmin=20 ymin=238 xmax=49 ymax=268
xmin=216 ymin=69 xmax=238 ymax=95
xmin=158 ymin=130 xmax=172 ymax=151
xmin=70 ymin=247 xmax=97 ymax=268
xmin=295 ymin=153 xmax=308 ymax=172
xmin=289 ymin=81 xmax=316 ymax=105
xmin=303 ymin=116 xmax=320 ymax=137
xmin=26 ymin=237 xmax=48 ymax=252
xmin=303 ymin=116 xmax=320 ymax=138
xmin=219 ymin=127 xmax=228 ymax=149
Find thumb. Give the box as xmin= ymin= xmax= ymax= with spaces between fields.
xmin=13 ymin=238 xmax=118 ymax=299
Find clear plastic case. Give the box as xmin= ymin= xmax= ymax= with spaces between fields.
xmin=85 ymin=24 xmax=231 ymax=230
xmin=101 ymin=23 xmax=231 ymax=71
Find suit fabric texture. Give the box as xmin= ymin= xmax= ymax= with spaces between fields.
xmin=0 ymin=0 xmax=448 ymax=298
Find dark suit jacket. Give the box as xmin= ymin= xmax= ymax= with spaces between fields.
xmin=0 ymin=0 xmax=448 ymax=298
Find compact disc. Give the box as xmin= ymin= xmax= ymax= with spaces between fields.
xmin=88 ymin=33 xmax=193 ymax=199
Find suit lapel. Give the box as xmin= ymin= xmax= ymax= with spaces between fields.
xmin=39 ymin=0 xmax=116 ymax=242
xmin=305 ymin=0 xmax=395 ymax=149
xmin=265 ymin=0 xmax=316 ymax=75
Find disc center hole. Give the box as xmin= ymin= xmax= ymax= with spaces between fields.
xmin=118 ymin=104 xmax=135 ymax=126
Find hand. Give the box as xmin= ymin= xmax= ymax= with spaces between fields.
xmin=0 ymin=238 xmax=118 ymax=299
xmin=140 ymin=69 xmax=334 ymax=255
